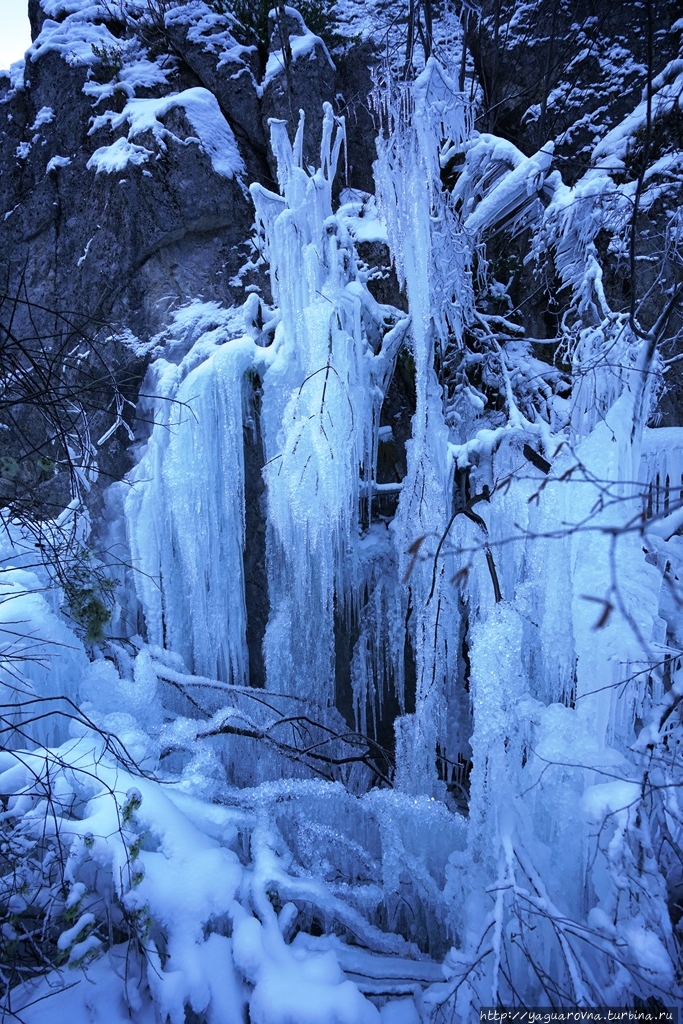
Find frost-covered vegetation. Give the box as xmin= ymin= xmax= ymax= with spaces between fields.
xmin=1 ymin=0 xmax=683 ymax=1020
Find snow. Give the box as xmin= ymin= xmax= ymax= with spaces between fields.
xmin=8 ymin=58 xmax=24 ymax=92
xmin=647 ymin=501 xmax=683 ymax=541
xmin=338 ymin=190 xmax=389 ymax=244
xmin=166 ymin=3 xmax=250 ymax=67
xmin=263 ymin=29 xmax=334 ymax=90
xmin=87 ymin=135 xmax=151 ymax=173
xmin=46 ymin=154 xmax=72 ymax=172
xmin=30 ymin=13 xmax=130 ymax=68
xmin=88 ymin=88 xmax=245 ymax=179
xmin=27 ymin=0 xmax=170 ymax=105
xmin=30 ymin=106 xmax=54 ymax=129
xmin=622 ymin=922 xmax=674 ymax=984
xmin=11 ymin=949 xmax=157 ymax=1024
xmin=234 ymin=917 xmax=381 ymax=1024
xmin=581 ymin=781 xmax=641 ymax=824
xmin=592 ymin=58 xmax=683 ymax=170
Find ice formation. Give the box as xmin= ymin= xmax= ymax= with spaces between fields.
xmin=253 ymin=106 xmax=378 ymax=703
xmin=129 ymin=61 xmax=683 ymax=1006
xmin=2 ymin=25 xmax=682 ymax=1024
xmin=125 ymin=307 xmax=261 ymax=684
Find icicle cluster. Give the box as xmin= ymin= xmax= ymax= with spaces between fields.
xmin=254 ymin=106 xmax=386 ymax=704
xmin=125 ymin=312 xmax=258 ymax=684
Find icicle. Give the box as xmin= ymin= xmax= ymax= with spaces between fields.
xmin=374 ymin=60 xmax=473 ymax=793
xmin=350 ymin=566 xmax=407 ymax=735
xmin=252 ymin=107 xmax=377 ymax=703
xmin=126 ymin=319 xmax=257 ymax=685
xmin=0 ymin=567 xmax=89 ymax=749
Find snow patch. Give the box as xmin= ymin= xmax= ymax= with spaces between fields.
xmin=88 ymin=88 xmax=245 ymax=179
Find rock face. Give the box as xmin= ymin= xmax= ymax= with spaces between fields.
xmin=260 ymin=7 xmax=336 ymax=175
xmin=0 ymin=1 xmax=375 ymax=349
xmin=468 ymin=0 xmax=680 ymax=172
xmin=164 ymin=6 xmax=269 ymax=173
xmin=2 ymin=24 xmax=236 ymax=348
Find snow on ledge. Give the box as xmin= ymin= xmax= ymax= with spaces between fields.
xmin=87 ymin=136 xmax=151 ymax=174
xmin=263 ymin=29 xmax=334 ymax=91
xmin=88 ymin=88 xmax=245 ymax=179
xmin=46 ymin=154 xmax=72 ymax=173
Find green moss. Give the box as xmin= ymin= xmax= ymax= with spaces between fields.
xmin=61 ymin=552 xmax=117 ymax=644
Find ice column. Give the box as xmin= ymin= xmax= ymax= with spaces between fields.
xmin=374 ymin=60 xmax=473 ymax=793
xmin=126 ymin=334 xmax=255 ymax=684
xmin=252 ymin=107 xmax=375 ymax=703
